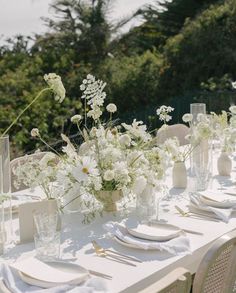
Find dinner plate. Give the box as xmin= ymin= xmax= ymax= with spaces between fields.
xmin=126 ymin=222 xmax=181 ymax=241
xmin=18 ymin=261 xmax=89 ymax=288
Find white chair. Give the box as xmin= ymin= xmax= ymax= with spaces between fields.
xmin=156 ymin=124 xmax=190 ymax=146
xmin=192 ymin=230 xmax=236 ymax=293
xmin=139 ymin=267 xmax=192 ymax=293
xmin=10 ymin=151 xmax=58 ymax=192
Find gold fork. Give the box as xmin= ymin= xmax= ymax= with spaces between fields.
xmin=91 ymin=240 xmax=141 ymax=265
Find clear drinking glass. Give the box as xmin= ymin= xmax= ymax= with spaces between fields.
xmin=33 ymin=211 xmax=58 ymax=234
xmin=136 ymin=184 xmax=160 ymax=221
xmin=34 ymin=231 xmax=60 ymax=261
xmin=193 ymin=140 xmax=212 ymax=191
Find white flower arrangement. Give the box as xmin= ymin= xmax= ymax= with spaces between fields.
xmin=15 ymin=74 xmax=171 ymax=222
xmin=211 ymin=108 xmax=236 ymax=154
xmin=162 ymin=111 xmax=213 ymax=163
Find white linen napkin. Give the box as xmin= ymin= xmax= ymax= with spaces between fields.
xmin=197 ymin=190 xmax=236 ymax=206
xmin=189 ymin=193 xmax=232 ymax=223
xmin=103 ymin=222 xmax=191 ymax=255
xmin=0 ymin=263 xmax=107 ymax=293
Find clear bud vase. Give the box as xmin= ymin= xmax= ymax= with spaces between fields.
xmin=0 ymin=135 xmax=12 ymax=250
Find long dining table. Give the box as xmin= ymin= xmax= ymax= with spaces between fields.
xmin=1 ymin=151 xmax=236 ymax=293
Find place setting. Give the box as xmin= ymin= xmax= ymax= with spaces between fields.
xmin=100 ymin=218 xmax=192 ymax=256
xmin=188 ymin=189 xmax=236 ymax=223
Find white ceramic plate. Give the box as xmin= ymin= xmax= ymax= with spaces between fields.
xmin=18 ymin=261 xmax=89 ymax=288
xmin=126 ymin=222 xmax=181 ymax=241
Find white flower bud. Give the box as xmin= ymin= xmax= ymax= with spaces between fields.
xmin=104 ymin=170 xmax=114 ymax=181
xmin=106 ymin=103 xmax=117 ymax=113
xmin=182 ymin=113 xmax=193 ymax=123
xmin=71 ymin=114 xmax=82 ymax=123
xmin=31 ymin=128 xmax=40 ymax=137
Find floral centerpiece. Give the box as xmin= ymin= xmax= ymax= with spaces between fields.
xmin=14 ymin=74 xmax=171 ymax=222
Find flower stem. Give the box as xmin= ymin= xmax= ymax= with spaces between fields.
xmin=1 ymin=87 xmax=51 ymax=137
xmin=39 ymin=136 xmax=61 ymax=157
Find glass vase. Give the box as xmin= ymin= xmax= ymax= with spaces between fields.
xmin=0 ymin=135 xmax=12 ymax=247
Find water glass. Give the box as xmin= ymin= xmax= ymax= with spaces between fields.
xmin=193 ymin=140 xmax=212 ymax=191
xmin=136 ymin=184 xmax=160 ymax=221
xmin=34 ymin=231 xmax=60 ymax=261
xmin=33 ymin=211 xmax=58 ymax=234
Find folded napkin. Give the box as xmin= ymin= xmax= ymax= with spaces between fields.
xmin=189 ymin=193 xmax=232 ymax=223
xmin=198 ymin=190 xmax=236 ymax=206
xmin=103 ymin=222 xmax=191 ymax=255
xmin=0 ymin=263 xmax=107 ymax=293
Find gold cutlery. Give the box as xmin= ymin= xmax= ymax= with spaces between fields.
xmin=91 ymin=240 xmax=141 ymax=265
xmin=174 ymin=205 xmax=220 ymax=222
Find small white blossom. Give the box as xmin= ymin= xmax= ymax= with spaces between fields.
xmin=232 ymin=81 xmax=236 ymax=89
xmin=182 ymin=113 xmax=193 ymax=123
xmin=44 ymin=73 xmax=66 ymax=103
xmin=71 ymin=114 xmax=82 ymax=123
xmin=119 ymin=134 xmax=131 ymax=146
xmin=156 ymin=105 xmax=174 ymax=123
xmin=31 ymin=128 xmax=40 ymax=137
xmin=104 ymin=170 xmax=115 ymax=181
xmin=106 ymin=103 xmax=117 ymax=113
xmin=229 ymin=105 xmax=236 ymax=114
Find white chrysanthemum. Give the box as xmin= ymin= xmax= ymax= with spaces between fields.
xmin=229 ymin=105 xmax=236 ymax=114
xmin=182 ymin=113 xmax=193 ymax=123
xmin=71 ymin=114 xmax=82 ymax=123
xmin=119 ymin=134 xmax=131 ymax=146
xmin=44 ymin=73 xmax=66 ymax=103
xmin=71 ymin=156 xmax=99 ymax=182
xmin=104 ymin=170 xmax=115 ymax=181
xmin=31 ymin=128 xmax=40 ymax=137
xmin=106 ymin=103 xmax=117 ymax=113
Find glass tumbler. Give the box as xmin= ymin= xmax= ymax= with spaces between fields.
xmin=34 ymin=230 xmax=60 ymax=261
xmin=33 ymin=211 xmax=58 ymax=234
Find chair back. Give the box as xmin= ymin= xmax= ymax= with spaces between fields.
xmin=10 ymin=151 xmax=57 ymax=192
xmin=192 ymin=230 xmax=236 ymax=293
xmin=156 ymin=124 xmax=190 ymax=146
xmin=139 ymin=267 xmax=192 ymax=293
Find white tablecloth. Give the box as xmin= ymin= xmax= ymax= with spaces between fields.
xmin=1 ymin=152 xmax=236 ymax=293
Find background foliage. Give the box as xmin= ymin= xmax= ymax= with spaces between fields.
xmin=1 ymin=0 xmax=236 ymax=156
